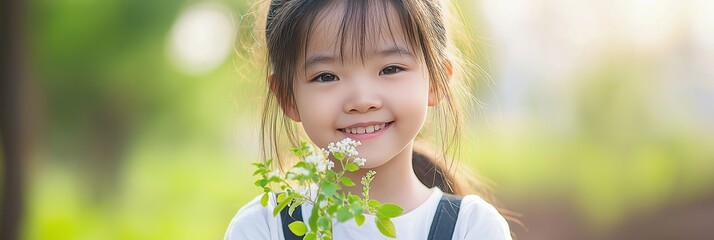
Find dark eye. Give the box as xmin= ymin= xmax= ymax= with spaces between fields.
xmin=313 ymin=73 xmax=339 ymax=82
xmin=380 ymin=66 xmax=403 ymax=75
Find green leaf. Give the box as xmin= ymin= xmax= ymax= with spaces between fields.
xmin=348 ymin=193 xmax=361 ymax=203
xmin=290 ymin=147 xmax=302 ymax=156
xmin=311 ymin=174 xmax=321 ymax=183
xmin=376 ymin=217 xmax=397 ymax=238
xmin=269 ymin=176 xmax=282 ymax=183
xmin=277 ymin=193 xmax=286 ymax=204
xmin=288 ymin=221 xmax=307 ymax=236
xmin=340 ymin=177 xmax=355 ymax=187
xmin=253 ymin=169 xmax=265 ymax=176
xmin=317 ymin=216 xmax=330 ymax=230
xmin=327 ymin=204 xmax=339 ymax=215
xmin=256 ymin=179 xmax=268 ymax=187
xmin=288 ymin=198 xmax=303 ymax=216
xmin=336 ymin=206 xmax=353 ymax=222
xmin=376 ymin=203 xmax=403 ymax=218
xmin=354 ymin=214 xmax=366 ymax=226
xmin=350 ymin=201 xmax=363 ymax=215
xmin=368 ymin=199 xmax=381 ymax=208
xmin=326 ymin=171 xmax=337 ymax=181
xmin=309 ymin=203 xmax=319 ymax=230
xmin=321 ymin=181 xmax=338 ymax=197
xmin=273 ymin=195 xmax=291 ymax=216
xmin=294 ymin=161 xmax=308 ymax=169
xmin=345 ymin=163 xmax=359 ymax=172
xmin=304 ymin=233 xmax=317 ymax=240
xmin=260 ymin=193 xmax=269 ymax=207
xmin=334 ymin=152 xmax=345 ymax=161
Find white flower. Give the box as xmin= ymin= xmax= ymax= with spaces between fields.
xmin=327 ymin=142 xmax=338 ymax=154
xmin=267 ymin=169 xmax=280 ymax=178
xmin=327 ymin=138 xmax=362 ymax=157
xmin=353 ymin=157 xmax=366 ymax=167
xmin=316 ymin=161 xmax=327 ymax=172
xmin=316 ymin=159 xmax=335 ymax=172
xmin=305 ymin=153 xmax=322 ymax=164
xmin=286 ymin=173 xmax=296 ymax=180
xmin=291 ymin=167 xmax=310 ymax=176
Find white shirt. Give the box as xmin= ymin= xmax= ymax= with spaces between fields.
xmin=224 ymin=187 xmax=512 ymax=240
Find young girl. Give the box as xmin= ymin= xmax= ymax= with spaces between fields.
xmin=226 ymin=0 xmax=512 ymax=239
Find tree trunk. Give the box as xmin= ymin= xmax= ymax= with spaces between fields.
xmin=1 ymin=0 xmax=27 ymax=239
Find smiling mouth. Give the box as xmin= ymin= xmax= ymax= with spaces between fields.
xmin=338 ymin=121 xmax=394 ymax=135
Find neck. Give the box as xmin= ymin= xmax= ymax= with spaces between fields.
xmin=339 ymin=141 xmax=432 ymax=214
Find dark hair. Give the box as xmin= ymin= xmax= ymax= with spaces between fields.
xmin=248 ymin=0 xmax=520 ymax=235
xmin=260 ymin=0 xmax=469 ymax=193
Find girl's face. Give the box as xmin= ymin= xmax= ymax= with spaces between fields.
xmin=283 ymin=3 xmax=436 ymax=169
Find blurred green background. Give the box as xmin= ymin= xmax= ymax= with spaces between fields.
xmin=2 ymin=0 xmax=713 ymax=239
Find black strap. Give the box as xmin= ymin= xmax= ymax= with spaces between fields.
xmin=427 ymin=193 xmax=463 ymax=240
xmin=279 ymin=193 xmax=304 ymax=240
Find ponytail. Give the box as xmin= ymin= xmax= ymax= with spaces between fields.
xmin=411 ymin=141 xmax=488 ymax=197
xmin=412 ymin=147 xmax=524 ymax=238
xmin=412 ymin=150 xmax=463 ymax=195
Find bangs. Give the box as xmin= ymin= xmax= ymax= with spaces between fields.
xmin=267 ymin=0 xmax=424 ymax=73
xmin=305 ymin=0 xmax=423 ymax=64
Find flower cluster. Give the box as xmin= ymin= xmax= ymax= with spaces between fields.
xmin=326 ymin=138 xmax=360 ymax=157
xmin=252 ymin=138 xmax=403 ymax=239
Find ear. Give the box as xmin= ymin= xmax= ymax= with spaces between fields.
xmin=428 ymin=60 xmax=453 ymax=107
xmin=269 ymin=74 xmax=301 ymax=122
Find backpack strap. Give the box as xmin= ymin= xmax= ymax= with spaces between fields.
xmin=278 ymin=193 xmax=304 ymax=240
xmin=427 ymin=193 xmax=463 ymax=240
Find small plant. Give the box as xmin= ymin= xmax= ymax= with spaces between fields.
xmin=253 ymin=138 xmax=404 ymax=239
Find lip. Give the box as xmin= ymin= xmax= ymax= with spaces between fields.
xmin=337 ymin=121 xmax=394 ymax=141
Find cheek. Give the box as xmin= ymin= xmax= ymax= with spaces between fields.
xmin=390 ymin=79 xmax=430 ymax=111
xmin=294 ymin=91 xmax=339 ymax=146
xmin=399 ymin=79 xmax=431 ymax=124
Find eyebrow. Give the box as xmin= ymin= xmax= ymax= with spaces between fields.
xmin=303 ymin=54 xmax=336 ymax=70
xmin=378 ymin=46 xmax=413 ymax=58
xmin=303 ymin=46 xmax=413 ymax=70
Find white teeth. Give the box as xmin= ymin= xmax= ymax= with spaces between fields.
xmin=341 ymin=123 xmax=390 ymax=134
xmin=366 ymin=125 xmax=375 ymax=133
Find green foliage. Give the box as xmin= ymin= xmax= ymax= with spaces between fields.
xmin=345 ymin=163 xmax=359 ymax=172
xmin=375 ymin=217 xmax=397 ymax=238
xmin=320 ymin=181 xmax=338 ymax=197
xmin=253 ymin=139 xmax=403 ymax=239
xmin=288 ymin=221 xmax=307 ymax=236
xmin=376 ymin=204 xmax=403 ymax=219
xmin=340 ymin=177 xmax=355 ymax=187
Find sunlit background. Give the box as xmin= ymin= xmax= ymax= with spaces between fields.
xmin=1 ymin=0 xmax=713 ymax=239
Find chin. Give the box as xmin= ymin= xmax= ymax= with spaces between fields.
xmin=358 ymin=152 xmax=392 ymax=169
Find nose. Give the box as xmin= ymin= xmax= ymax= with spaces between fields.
xmin=343 ymin=77 xmax=382 ymax=113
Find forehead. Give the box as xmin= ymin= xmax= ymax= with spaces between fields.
xmin=303 ymin=1 xmax=414 ymax=63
